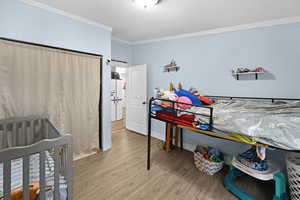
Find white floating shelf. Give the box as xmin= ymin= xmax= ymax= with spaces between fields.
xmin=232 ymin=71 xmax=265 ymax=80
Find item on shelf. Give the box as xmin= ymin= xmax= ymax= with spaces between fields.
xmin=194 ymin=145 xmax=224 ymax=175
xmin=236 ymin=68 xmax=251 ymax=73
xmin=232 ymin=67 xmax=265 ymax=80
xmin=174 ymin=88 xmax=204 ymax=106
xmin=154 ymin=87 xmax=163 ymax=98
xmin=286 ymin=152 xmax=300 ymax=200
xmin=256 ymin=146 xmax=266 ymax=160
xmin=189 ymin=87 xmax=201 ymax=96
xmin=255 ymin=67 xmax=264 ymax=72
xmin=233 ymin=67 xmax=265 ymax=74
xmin=237 ymin=146 xmax=268 ymax=171
xmin=163 ymin=59 xmax=180 ymax=72
xmin=177 ymin=96 xmax=192 ymax=109
xmin=156 ymin=110 xmax=195 ymax=126
xmin=199 ymin=96 xmax=214 ymax=105
xmin=192 ymin=122 xmax=210 ymax=130
xmin=225 ymin=159 xmax=288 ymax=200
xmin=111 ymin=71 xmax=121 ymax=80
xmin=150 ymin=83 xmax=215 ymax=131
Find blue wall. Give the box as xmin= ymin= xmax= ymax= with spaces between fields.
xmin=0 ymin=0 xmax=112 ymax=150
xmin=111 ymin=40 xmax=132 ymax=64
xmin=133 ymin=22 xmax=300 ymax=165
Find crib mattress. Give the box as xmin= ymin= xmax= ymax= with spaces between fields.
xmin=185 ymin=99 xmax=300 ymax=150
xmin=0 ymin=152 xmax=67 ymax=200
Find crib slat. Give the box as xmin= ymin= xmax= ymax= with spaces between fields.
xmin=29 ymin=120 xmax=34 ymax=144
xmin=21 ymin=121 xmax=26 ymax=146
xmin=38 ymin=119 xmax=42 ymax=140
xmin=33 ymin=120 xmax=38 ymax=141
xmin=12 ymin=123 xmax=17 ymax=147
xmin=23 ymin=155 xmax=30 ymax=200
xmin=54 ymin=148 xmax=60 ymax=200
xmin=39 ymin=151 xmax=46 ymax=200
xmin=3 ymin=160 xmax=11 ymax=200
xmin=2 ymin=124 xmax=7 ymax=148
xmin=44 ymin=119 xmax=49 ymax=139
xmin=66 ymin=144 xmax=73 ymax=200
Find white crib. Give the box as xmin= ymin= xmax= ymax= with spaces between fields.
xmin=0 ymin=117 xmax=72 ymax=200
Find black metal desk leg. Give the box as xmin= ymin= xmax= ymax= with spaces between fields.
xmin=170 ymin=124 xmax=174 ymax=147
xmin=180 ymin=128 xmax=183 ymax=149
xmin=147 ymin=114 xmax=152 ymax=170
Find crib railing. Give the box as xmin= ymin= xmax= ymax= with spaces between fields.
xmin=0 ymin=117 xmax=73 ymax=200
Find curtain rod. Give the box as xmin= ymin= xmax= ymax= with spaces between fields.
xmin=0 ymin=37 xmax=103 ymax=58
xmin=111 ymin=59 xmax=128 ymax=64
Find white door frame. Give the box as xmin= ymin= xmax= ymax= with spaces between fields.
xmin=126 ymin=64 xmax=147 ymax=135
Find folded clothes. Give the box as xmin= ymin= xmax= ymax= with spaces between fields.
xmin=156 ymin=110 xmax=195 ymax=126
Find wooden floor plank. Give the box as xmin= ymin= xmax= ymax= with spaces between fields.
xmin=73 ymin=120 xmax=273 ymax=200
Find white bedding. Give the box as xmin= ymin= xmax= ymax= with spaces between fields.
xmin=0 ymin=152 xmax=67 ymax=200
xmin=185 ymin=99 xmax=300 ymax=150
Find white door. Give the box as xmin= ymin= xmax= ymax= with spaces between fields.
xmin=116 ymin=80 xmax=124 ymax=121
xmin=126 ymin=64 xmax=147 ymax=135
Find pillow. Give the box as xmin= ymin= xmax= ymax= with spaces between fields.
xmin=174 ymin=89 xmax=203 ymax=106
xmin=177 ymin=96 xmax=192 ymax=109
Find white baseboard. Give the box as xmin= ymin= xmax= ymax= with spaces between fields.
xmin=180 ymin=143 xmax=195 ymax=152
xmin=74 ymin=151 xmax=98 ymax=161
xmin=151 ymin=131 xmax=165 ymax=141
xmin=151 ymin=131 xmax=196 ymax=153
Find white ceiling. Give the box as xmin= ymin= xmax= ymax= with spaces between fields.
xmin=25 ymin=0 xmax=300 ymax=43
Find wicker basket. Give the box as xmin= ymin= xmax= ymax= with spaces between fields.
xmin=286 ymin=152 xmax=300 ymax=200
xmin=194 ymin=152 xmax=224 ymax=175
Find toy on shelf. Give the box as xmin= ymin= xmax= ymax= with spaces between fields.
xmin=224 ymin=147 xmax=288 ymax=200
xmin=152 ymin=83 xmax=219 ymax=131
xmin=237 ymin=146 xmax=268 ymax=171
xmin=163 ymin=59 xmax=180 ymax=72
xmin=232 ymin=67 xmax=265 ymax=80
xmin=225 ymin=160 xmax=288 ymax=200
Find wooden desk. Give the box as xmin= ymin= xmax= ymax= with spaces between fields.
xmin=164 ymin=123 xmax=184 ymax=152
xmin=163 ymin=123 xmax=268 ymax=153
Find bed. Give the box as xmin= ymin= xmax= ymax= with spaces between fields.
xmin=0 ymin=117 xmax=72 ymax=200
xmin=147 ymin=96 xmax=300 ymax=170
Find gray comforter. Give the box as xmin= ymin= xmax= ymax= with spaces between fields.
xmin=186 ymin=99 xmax=300 ymax=150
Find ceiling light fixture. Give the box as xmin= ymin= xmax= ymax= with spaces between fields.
xmin=133 ymin=0 xmax=160 ymax=9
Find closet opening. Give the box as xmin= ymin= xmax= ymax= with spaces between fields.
xmin=111 ymin=59 xmax=129 ymax=132
xmin=0 ymin=37 xmax=103 ymax=153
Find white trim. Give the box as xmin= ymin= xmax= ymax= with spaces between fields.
xmin=102 ymin=145 xmax=112 ymax=152
xmin=133 ymin=16 xmax=300 ymax=45
xmin=151 ymin=131 xmax=164 ymax=141
xmin=73 ymin=151 xmax=98 ymax=161
xmin=20 ymin=0 xmax=112 ymax=32
xmin=151 ymin=131 xmax=195 ymax=152
xmin=112 ymin=37 xmax=131 ymax=45
xmin=181 ymin=143 xmax=195 ymax=153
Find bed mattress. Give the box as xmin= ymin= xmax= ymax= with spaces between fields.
xmin=0 ymin=152 xmax=67 ymax=200
xmin=186 ymin=99 xmax=300 ymax=150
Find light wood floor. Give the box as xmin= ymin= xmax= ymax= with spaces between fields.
xmin=73 ymin=120 xmax=273 ymax=200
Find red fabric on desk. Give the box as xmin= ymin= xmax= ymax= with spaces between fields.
xmin=156 ymin=110 xmax=195 ymax=126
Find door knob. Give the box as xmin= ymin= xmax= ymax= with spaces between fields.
xmin=142 ymin=101 xmax=147 ymax=105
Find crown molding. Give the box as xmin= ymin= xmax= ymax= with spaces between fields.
xmin=132 ymin=16 xmax=300 ymax=45
xmin=17 ymin=1 xmax=300 ymax=45
xmin=20 ymin=0 xmax=112 ymax=32
xmin=111 ymin=37 xmax=131 ymax=45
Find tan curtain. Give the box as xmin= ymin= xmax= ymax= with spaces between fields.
xmin=0 ymin=39 xmax=100 ymax=159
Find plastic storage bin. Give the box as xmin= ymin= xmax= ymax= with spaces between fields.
xmin=194 ymin=145 xmax=224 ymax=176
xmin=286 ymin=152 xmax=300 ymax=200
